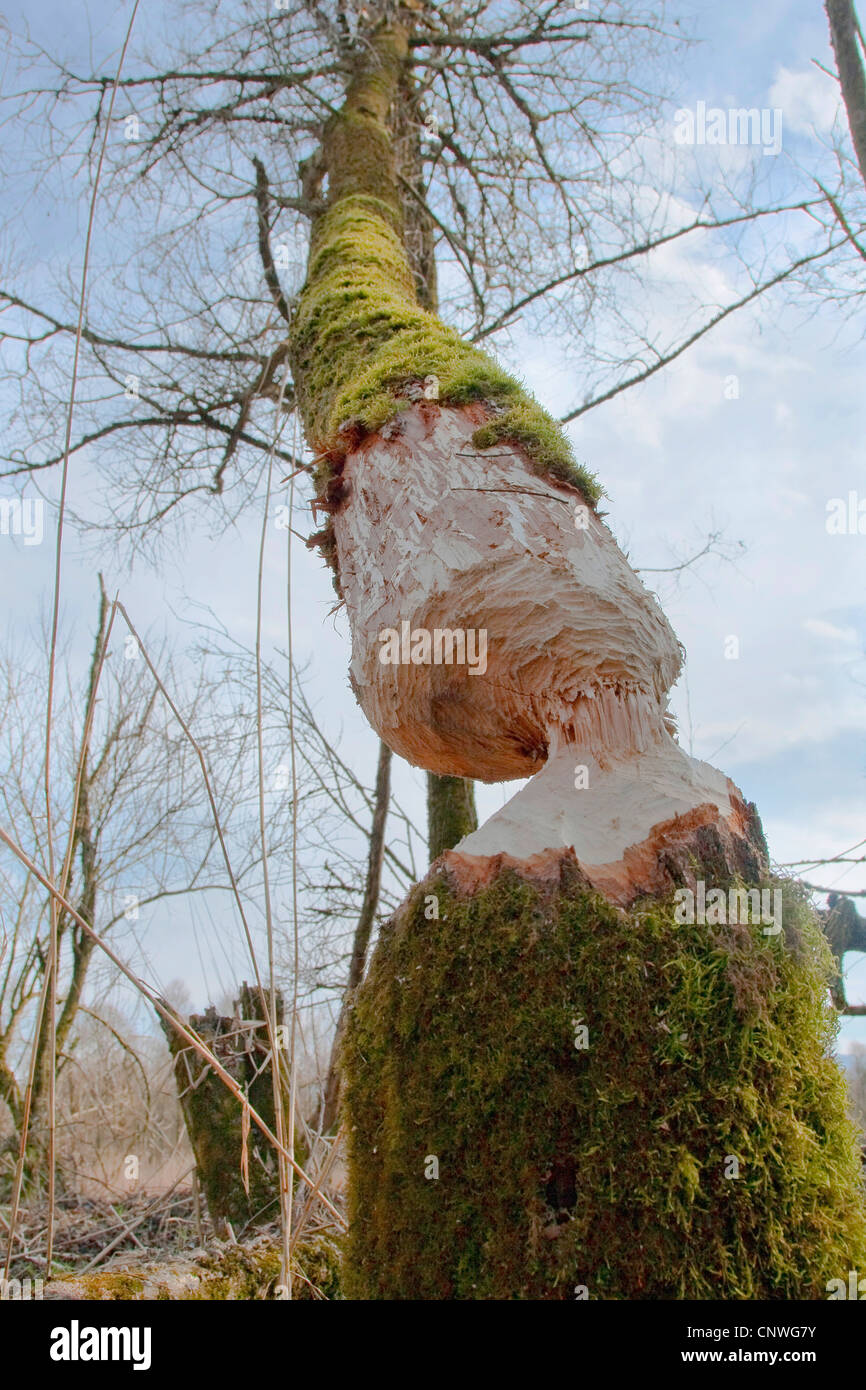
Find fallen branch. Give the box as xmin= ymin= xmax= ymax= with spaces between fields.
xmin=44 ymin=1233 xmax=342 ymax=1301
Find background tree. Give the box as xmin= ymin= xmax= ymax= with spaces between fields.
xmin=0 ymin=585 xmax=391 ymax=1184
xmin=826 ymin=0 xmax=866 ymax=193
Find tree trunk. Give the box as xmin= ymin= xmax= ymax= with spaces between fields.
xmin=23 ymin=582 xmax=108 ymax=1187
xmin=823 ymin=892 xmax=866 ymax=1013
xmin=318 ymin=739 xmax=391 ymax=1135
xmin=289 ymin=10 xmax=866 ymax=1298
xmin=826 ymin=0 xmax=866 ymax=193
xmin=426 ymin=773 xmax=477 ymax=860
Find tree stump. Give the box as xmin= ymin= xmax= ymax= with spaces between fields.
xmin=161 ymin=985 xmax=284 ymax=1235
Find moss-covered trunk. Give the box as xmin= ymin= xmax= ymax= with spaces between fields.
xmin=161 ymin=986 xmax=285 ymax=1235
xmin=289 ymin=9 xmax=866 ymax=1299
xmin=343 ymin=868 xmax=866 ymax=1299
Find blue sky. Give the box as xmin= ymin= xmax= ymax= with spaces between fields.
xmin=1 ymin=0 xmax=865 ymax=1044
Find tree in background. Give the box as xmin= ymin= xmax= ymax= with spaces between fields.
xmin=0 ymin=589 xmax=350 ymax=1190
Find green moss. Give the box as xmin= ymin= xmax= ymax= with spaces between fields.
xmin=290 ymin=17 xmax=599 ymax=530
xmin=470 ymin=400 xmax=593 ymax=489
xmin=46 ymin=1235 xmax=343 ymax=1301
xmin=342 ymin=867 xmax=866 ymax=1300
xmin=75 ymin=1272 xmax=146 ymax=1300
xmin=291 ymin=1232 xmax=345 ymax=1301
xmin=193 ymin=1243 xmax=282 ymax=1300
xmin=291 ymin=196 xmax=599 ymax=506
xmin=190 ymin=1235 xmax=344 ymax=1301
xmin=189 ymin=1235 xmax=344 ymax=1300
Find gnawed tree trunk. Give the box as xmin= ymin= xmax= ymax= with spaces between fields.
xmin=289 ymin=9 xmax=866 ymax=1298
xmin=161 ymin=985 xmax=285 ymax=1235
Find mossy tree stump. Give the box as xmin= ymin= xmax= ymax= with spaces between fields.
xmin=343 ymin=868 xmax=866 ymax=1299
xmin=822 ymin=893 xmax=866 ymax=1013
xmin=161 ymin=984 xmax=285 ymax=1235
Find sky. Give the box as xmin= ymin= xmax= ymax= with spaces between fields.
xmin=1 ymin=0 xmax=865 ymax=1048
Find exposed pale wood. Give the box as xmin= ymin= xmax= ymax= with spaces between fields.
xmin=333 ymin=400 xmax=767 ymax=900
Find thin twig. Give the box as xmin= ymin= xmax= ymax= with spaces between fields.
xmin=285 ymin=411 xmax=303 ymax=1293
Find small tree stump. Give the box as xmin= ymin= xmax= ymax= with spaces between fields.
xmin=161 ymin=984 xmax=285 ymax=1235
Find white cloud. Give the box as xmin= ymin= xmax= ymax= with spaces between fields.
xmin=803 ymin=618 xmax=859 ymax=644
xmin=768 ymin=65 xmax=841 ymax=137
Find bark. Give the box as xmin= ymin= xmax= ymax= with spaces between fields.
xmin=826 ymin=0 xmax=866 ymax=193
xmin=289 ymin=7 xmax=866 ymax=1297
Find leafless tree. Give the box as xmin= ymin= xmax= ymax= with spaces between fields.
xmin=0 ymin=579 xmax=394 ymax=1185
